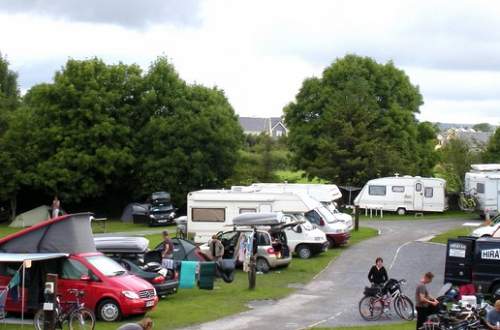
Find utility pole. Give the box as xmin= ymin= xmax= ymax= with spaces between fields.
xmin=354 ymin=206 xmax=359 ymax=231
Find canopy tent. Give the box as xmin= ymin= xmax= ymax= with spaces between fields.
xmin=0 ymin=252 xmax=68 ymax=328
xmin=339 ymin=186 xmax=362 ymax=206
xmin=9 ymin=205 xmax=50 ymax=228
xmin=120 ymin=203 xmax=149 ymax=223
xmin=0 ymin=213 xmax=97 ymax=254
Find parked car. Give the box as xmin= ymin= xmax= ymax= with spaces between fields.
xmin=94 ymin=236 xmax=179 ymax=297
xmin=283 ymin=214 xmax=328 ymax=259
xmin=0 ymin=253 xmax=158 ymax=322
xmin=200 ymin=213 xmax=293 ymax=273
xmin=304 ymin=206 xmax=351 ymax=247
xmin=132 ymin=191 xmax=177 ymax=226
xmin=471 ymin=214 xmax=500 ymax=237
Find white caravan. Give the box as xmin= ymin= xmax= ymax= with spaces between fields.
xmin=354 ymin=176 xmax=447 ymax=215
xmin=246 ymin=183 xmax=353 ymax=229
xmin=464 ymin=164 xmax=500 ymax=216
xmin=187 ymin=189 xmax=348 ymax=249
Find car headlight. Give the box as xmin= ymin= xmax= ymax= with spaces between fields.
xmin=334 ymin=228 xmax=345 ymax=234
xmin=149 ymin=214 xmax=155 ymax=219
xmin=169 ymin=212 xmax=176 ymax=218
xmin=122 ymin=290 xmax=140 ymax=299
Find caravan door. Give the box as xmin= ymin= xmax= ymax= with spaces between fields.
xmin=414 ymin=181 xmax=424 ymax=211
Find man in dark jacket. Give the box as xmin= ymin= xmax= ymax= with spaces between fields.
xmin=368 ymin=257 xmax=388 ymax=286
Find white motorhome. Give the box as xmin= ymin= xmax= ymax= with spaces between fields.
xmin=187 ymin=189 xmax=348 ymax=248
xmin=354 ymin=176 xmax=447 ymax=215
xmin=247 ymin=183 xmax=353 ymax=229
xmin=464 ymin=164 xmax=500 ymax=216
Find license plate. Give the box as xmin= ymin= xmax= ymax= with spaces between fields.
xmin=145 ymin=300 xmax=155 ymax=307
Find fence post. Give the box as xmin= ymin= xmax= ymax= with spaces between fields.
xmin=354 ymin=206 xmax=359 ymax=232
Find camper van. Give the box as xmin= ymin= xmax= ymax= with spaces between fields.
xmin=354 ymin=176 xmax=447 ymax=215
xmin=247 ymin=183 xmax=353 ymax=229
xmin=187 ymin=189 xmax=348 ymax=248
xmin=464 ymin=164 xmax=500 ymax=217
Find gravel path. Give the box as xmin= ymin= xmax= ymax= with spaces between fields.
xmin=181 ymin=218 xmax=478 ymax=330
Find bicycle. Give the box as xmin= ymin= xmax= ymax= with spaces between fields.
xmin=359 ymin=278 xmax=415 ymax=321
xmin=34 ymin=288 xmax=96 ymax=330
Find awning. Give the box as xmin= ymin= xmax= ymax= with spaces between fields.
xmin=0 ymin=253 xmax=68 ymax=263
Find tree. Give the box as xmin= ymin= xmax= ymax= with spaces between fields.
xmin=434 ymin=139 xmax=480 ymax=193
xmin=472 ymin=123 xmax=493 ymax=132
xmin=24 ymin=58 xmax=143 ymax=202
xmin=135 ymin=58 xmax=243 ymax=206
xmin=483 ymin=128 xmax=500 ymax=163
xmin=285 ymin=54 xmax=437 ymax=186
xmin=0 ymin=53 xmax=22 ymax=218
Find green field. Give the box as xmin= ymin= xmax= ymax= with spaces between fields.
xmin=430 ymin=226 xmax=475 ymax=244
xmin=315 ymin=322 xmax=415 ymax=330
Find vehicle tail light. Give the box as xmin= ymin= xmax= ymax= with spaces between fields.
xmin=152 ymin=275 xmax=165 ymax=284
xmin=319 ymin=218 xmax=325 ymax=226
xmin=267 ymin=247 xmax=275 ymax=255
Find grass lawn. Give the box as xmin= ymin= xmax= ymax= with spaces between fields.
xmin=89 ymin=227 xmax=379 ymax=330
xmin=315 ymin=322 xmax=415 ymax=330
xmin=359 ymin=210 xmax=477 ymax=221
xmin=430 ymin=226 xmax=475 ymax=244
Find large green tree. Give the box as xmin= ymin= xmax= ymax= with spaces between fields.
xmin=285 ymin=54 xmax=437 ymax=186
xmin=24 ymin=58 xmax=143 ymax=202
xmin=483 ymin=127 xmax=500 ymax=162
xmin=135 ymin=58 xmax=243 ymax=205
xmin=0 ymin=53 xmax=23 ymax=218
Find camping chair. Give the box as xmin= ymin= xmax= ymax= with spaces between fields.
xmin=0 ymin=287 xmax=8 ymax=326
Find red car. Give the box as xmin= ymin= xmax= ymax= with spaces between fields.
xmin=0 ymin=213 xmax=159 ymax=322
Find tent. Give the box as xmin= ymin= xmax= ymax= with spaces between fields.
xmin=0 ymin=212 xmax=96 ymax=254
xmin=120 ymin=203 xmax=149 ymax=223
xmin=9 ymin=205 xmax=51 ymax=228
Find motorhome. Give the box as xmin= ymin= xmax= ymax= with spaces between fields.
xmin=464 ymin=164 xmax=500 ymax=217
xmin=354 ymin=176 xmax=447 ymax=215
xmin=247 ymin=183 xmax=353 ymax=229
xmin=187 ymin=189 xmax=348 ymax=248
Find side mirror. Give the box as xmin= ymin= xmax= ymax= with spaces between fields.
xmin=80 ymin=274 xmax=91 ymax=281
xmin=294 ymin=225 xmax=302 ymax=233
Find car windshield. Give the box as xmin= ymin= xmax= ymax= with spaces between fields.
xmin=85 ymin=255 xmax=127 ymax=277
xmin=317 ymin=206 xmax=339 ymax=223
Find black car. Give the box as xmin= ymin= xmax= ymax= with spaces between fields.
xmin=132 ymin=192 xmax=177 ymax=226
xmin=94 ymin=236 xmax=179 ymax=297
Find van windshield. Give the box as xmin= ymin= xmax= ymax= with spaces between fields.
xmin=85 ymin=255 xmax=127 ymax=277
xmin=317 ymin=206 xmax=339 ymax=223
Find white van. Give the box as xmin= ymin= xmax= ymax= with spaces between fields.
xmin=354 ymin=176 xmax=447 ymax=215
xmin=187 ymin=189 xmax=345 ymax=250
xmin=464 ymin=164 xmax=500 ymax=217
xmin=245 ymin=183 xmax=353 ymax=229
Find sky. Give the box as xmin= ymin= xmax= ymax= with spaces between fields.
xmin=0 ymin=0 xmax=499 ymax=124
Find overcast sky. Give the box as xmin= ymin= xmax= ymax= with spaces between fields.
xmin=1 ymin=0 xmax=499 ymax=124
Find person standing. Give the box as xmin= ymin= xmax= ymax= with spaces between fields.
xmin=368 ymin=257 xmax=388 ymax=286
xmin=208 ymin=234 xmax=224 ymax=261
xmin=485 ymin=300 xmax=500 ymax=329
xmin=415 ymin=272 xmax=439 ymax=329
xmin=51 ymin=196 xmax=60 ymax=219
xmin=161 ymin=230 xmax=174 ymax=269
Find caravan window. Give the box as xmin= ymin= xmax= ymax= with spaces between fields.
xmin=369 ymin=185 xmax=386 ymax=196
xmin=416 ymin=183 xmax=422 ymax=192
xmin=477 ymin=183 xmax=485 ymax=194
xmin=239 ymin=208 xmax=256 ymax=214
xmin=192 ymin=208 xmax=225 ymax=222
xmin=424 ymin=187 xmax=433 ymax=198
xmin=392 ymin=186 xmax=405 ymax=193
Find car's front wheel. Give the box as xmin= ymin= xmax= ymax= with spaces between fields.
xmin=296 ymin=245 xmax=312 ymax=259
xmin=97 ymin=299 xmax=121 ymax=322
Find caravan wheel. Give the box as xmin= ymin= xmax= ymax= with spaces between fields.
xmin=396 ymin=208 xmax=406 ymax=216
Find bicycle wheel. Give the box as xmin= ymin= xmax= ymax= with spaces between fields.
xmin=359 ymin=296 xmax=383 ymax=321
xmin=69 ymin=308 xmax=96 ymax=330
xmin=33 ymin=309 xmax=45 ymax=330
xmin=394 ymin=295 xmax=415 ymax=321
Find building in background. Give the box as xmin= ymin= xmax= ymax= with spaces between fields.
xmin=238 ymin=117 xmax=287 ymax=138
xmin=436 ymin=127 xmax=493 ymax=151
